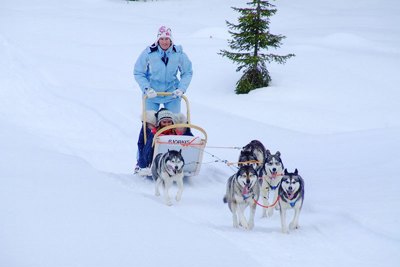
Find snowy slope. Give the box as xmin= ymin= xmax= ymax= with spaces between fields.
xmin=1 ymin=0 xmax=399 ymax=266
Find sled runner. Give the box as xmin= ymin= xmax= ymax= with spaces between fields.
xmin=142 ymin=92 xmax=207 ymax=176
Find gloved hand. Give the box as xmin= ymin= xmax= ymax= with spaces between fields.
xmin=145 ymin=88 xmax=157 ymax=99
xmin=173 ymin=89 xmax=184 ymax=98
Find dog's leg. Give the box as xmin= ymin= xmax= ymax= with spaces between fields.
xmin=154 ymin=177 xmax=161 ymax=197
xmin=261 ymin=181 xmax=270 ymax=218
xmin=237 ymin=203 xmax=249 ymax=229
xmin=248 ymin=202 xmax=257 ymax=230
xmin=279 ymin=205 xmax=288 ymax=234
xmin=175 ymin=176 xmax=184 ymax=202
xmin=163 ymin=179 xmax=173 ymax=206
xmin=289 ymin=206 xmax=301 ymax=230
xmin=268 ymin=190 xmax=278 ymax=217
xmin=275 ymin=199 xmax=280 ymax=211
xmin=231 ymin=203 xmax=239 ymax=228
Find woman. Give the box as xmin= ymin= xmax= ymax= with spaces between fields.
xmin=134 ymin=26 xmax=193 ymax=113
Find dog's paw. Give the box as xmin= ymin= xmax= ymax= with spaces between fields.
xmin=240 ymin=220 xmax=249 ymax=230
xmin=261 ymin=210 xmax=268 ymax=218
xmin=155 ymin=186 xmax=160 ymax=196
xmin=289 ymin=222 xmax=299 ymax=230
xmin=164 ymin=197 xmax=173 ymax=206
xmin=248 ymin=221 xmax=254 ymax=230
xmin=281 ymin=228 xmax=289 ymax=234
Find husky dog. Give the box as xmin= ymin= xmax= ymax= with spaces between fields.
xmin=240 ymin=140 xmax=267 ymax=173
xmin=238 ymin=150 xmax=258 ymax=170
xmin=151 ymin=149 xmax=185 ymax=206
xmin=259 ymin=150 xmax=285 ymax=217
xmin=278 ymin=169 xmax=305 ymax=233
xmin=223 ymin=165 xmax=260 ymax=230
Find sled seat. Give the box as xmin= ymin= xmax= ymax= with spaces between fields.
xmin=152 ymin=124 xmax=207 ymax=176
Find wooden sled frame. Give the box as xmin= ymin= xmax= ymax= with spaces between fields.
xmin=142 ymin=92 xmax=207 ymax=176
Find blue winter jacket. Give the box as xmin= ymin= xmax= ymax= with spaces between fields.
xmin=134 ymin=44 xmax=193 ymax=104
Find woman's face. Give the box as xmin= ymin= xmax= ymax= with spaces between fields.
xmin=158 ymin=37 xmax=171 ymax=50
xmin=159 ymin=118 xmax=173 ymax=128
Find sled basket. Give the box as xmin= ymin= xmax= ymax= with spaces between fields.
xmin=142 ymin=92 xmax=208 ymax=177
xmin=152 ymin=124 xmax=207 ymax=176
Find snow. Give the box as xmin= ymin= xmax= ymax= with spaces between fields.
xmin=1 ymin=0 xmax=399 ymax=266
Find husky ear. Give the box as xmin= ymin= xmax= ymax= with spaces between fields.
xmin=276 ymin=151 xmax=281 ymax=157
xmin=168 ymin=149 xmax=170 ymax=152
xmin=284 ymin=168 xmax=288 ymax=175
xmin=266 ymin=149 xmax=271 ymax=155
xmin=294 ymin=169 xmax=298 ymax=175
xmin=179 ymin=149 xmax=182 ymax=154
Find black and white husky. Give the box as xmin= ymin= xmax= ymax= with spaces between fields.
xmin=259 ymin=150 xmax=285 ymax=217
xmin=278 ymin=169 xmax=305 ymax=233
xmin=151 ymin=149 xmax=185 ymax=206
xmin=239 ymin=140 xmax=267 ymax=173
xmin=223 ymin=165 xmax=260 ymax=230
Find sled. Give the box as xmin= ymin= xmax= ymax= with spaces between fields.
xmin=142 ymin=92 xmax=207 ymax=176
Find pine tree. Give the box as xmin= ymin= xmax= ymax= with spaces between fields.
xmin=219 ymin=0 xmax=295 ymax=94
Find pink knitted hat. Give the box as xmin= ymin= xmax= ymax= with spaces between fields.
xmin=156 ymin=26 xmax=173 ymax=43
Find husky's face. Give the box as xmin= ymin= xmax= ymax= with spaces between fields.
xmin=265 ymin=151 xmax=284 ymax=178
xmin=165 ymin=150 xmax=184 ymax=174
xmin=236 ymin=165 xmax=258 ymax=189
xmin=281 ymin=169 xmax=302 ymax=200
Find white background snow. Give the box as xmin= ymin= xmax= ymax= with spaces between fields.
xmin=1 ymin=0 xmax=399 ymax=266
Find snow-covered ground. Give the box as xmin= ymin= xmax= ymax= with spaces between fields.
xmin=1 ymin=0 xmax=399 ymax=266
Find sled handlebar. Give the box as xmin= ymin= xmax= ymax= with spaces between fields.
xmin=142 ymin=92 xmax=191 ymax=143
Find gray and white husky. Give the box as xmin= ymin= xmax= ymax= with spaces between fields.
xmin=278 ymin=169 xmax=305 ymax=233
xmin=259 ymin=150 xmax=285 ymax=217
xmin=151 ymin=149 xmax=185 ymax=206
xmin=240 ymin=140 xmax=267 ymax=173
xmin=223 ymin=165 xmax=260 ymax=230
xmin=238 ymin=150 xmax=258 ymax=171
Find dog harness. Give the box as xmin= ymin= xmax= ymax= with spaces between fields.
xmin=289 ymin=197 xmax=300 ymax=207
xmin=282 ymin=191 xmax=301 ymax=207
xmin=267 ymin=181 xmax=281 ymax=191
